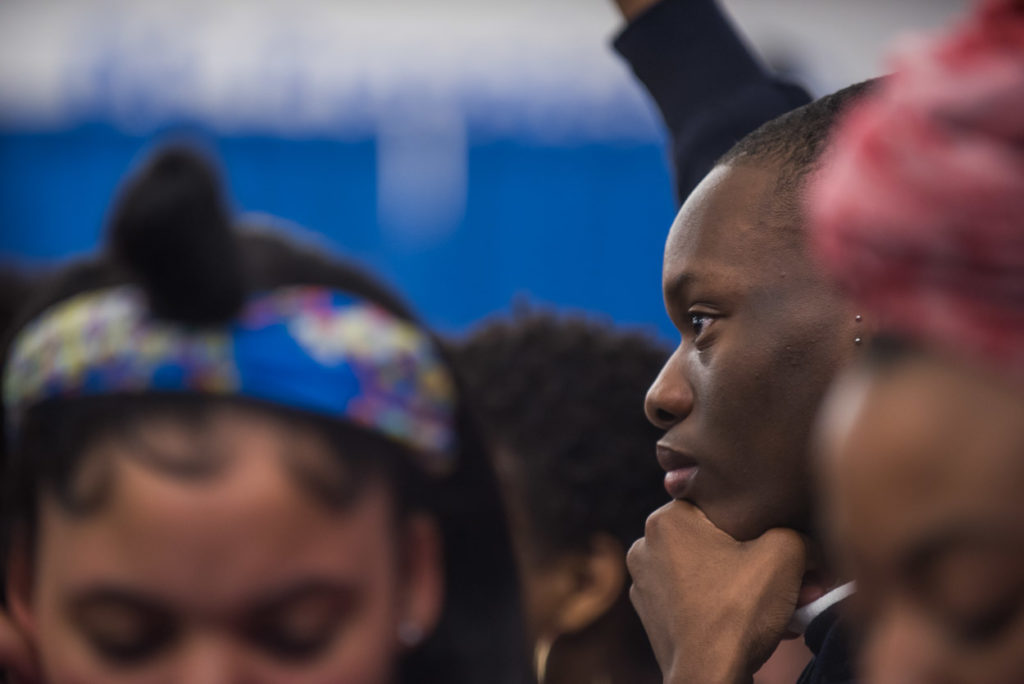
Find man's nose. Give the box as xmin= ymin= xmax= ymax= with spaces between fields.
xmin=644 ymin=348 xmax=694 ymax=430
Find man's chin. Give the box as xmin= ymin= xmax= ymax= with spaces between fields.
xmin=695 ymin=499 xmax=802 ymax=543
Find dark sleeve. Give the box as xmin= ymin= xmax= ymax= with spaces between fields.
xmin=614 ymin=0 xmax=812 ymax=204
xmin=797 ymin=606 xmax=858 ymax=684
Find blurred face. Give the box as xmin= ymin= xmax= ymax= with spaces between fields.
xmin=489 ymin=449 xmax=567 ymax=641
xmin=820 ymin=352 xmax=1024 ymax=684
xmin=492 ymin=449 xmax=624 ymax=650
xmin=645 ymin=162 xmax=858 ymax=541
xmin=12 ymin=407 xmax=441 ymax=684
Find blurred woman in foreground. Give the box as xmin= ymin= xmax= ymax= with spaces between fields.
xmin=0 ymin=146 xmax=530 ymax=683
xmin=808 ymin=2 xmax=1024 ymax=681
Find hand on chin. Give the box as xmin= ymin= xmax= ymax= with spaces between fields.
xmin=627 ymin=500 xmax=808 ymax=683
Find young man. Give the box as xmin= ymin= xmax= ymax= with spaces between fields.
xmin=628 ymin=82 xmax=875 ymax=684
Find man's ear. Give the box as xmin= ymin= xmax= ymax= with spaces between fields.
xmin=3 ymin=530 xmax=40 ymax=682
xmin=398 ymin=514 xmax=444 ymax=648
xmin=550 ymin=533 xmax=626 ymax=637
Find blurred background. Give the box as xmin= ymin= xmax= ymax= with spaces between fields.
xmin=0 ymin=0 xmax=969 ymax=338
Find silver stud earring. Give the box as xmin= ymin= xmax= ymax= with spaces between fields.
xmin=398 ymin=621 xmax=424 ymax=648
xmin=854 ymin=337 xmax=863 ymax=345
xmin=855 ymin=314 xmax=863 ymax=322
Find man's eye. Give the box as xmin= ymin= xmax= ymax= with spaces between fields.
xmin=689 ymin=313 xmax=715 ymax=338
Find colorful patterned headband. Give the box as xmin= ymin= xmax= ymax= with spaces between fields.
xmin=3 ymin=285 xmax=457 ymax=475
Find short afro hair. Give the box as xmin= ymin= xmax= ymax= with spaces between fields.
xmin=450 ymin=309 xmax=670 ymax=560
xmin=719 ymin=79 xmax=880 ymax=202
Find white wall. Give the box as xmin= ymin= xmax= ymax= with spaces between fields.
xmin=719 ymin=0 xmax=970 ymax=93
xmin=0 ymin=0 xmax=973 ymax=138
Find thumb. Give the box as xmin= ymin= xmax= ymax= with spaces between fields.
xmin=757 ymin=526 xmax=809 ymax=571
xmin=753 ymin=527 xmax=811 ymax=610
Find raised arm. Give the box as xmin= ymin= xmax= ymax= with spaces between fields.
xmin=612 ymin=0 xmax=811 ymax=203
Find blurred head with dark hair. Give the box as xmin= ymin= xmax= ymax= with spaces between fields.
xmin=0 ymin=145 xmax=530 ymax=684
xmin=811 ymin=4 xmax=1024 ymax=681
xmin=452 ymin=310 xmax=668 ymax=684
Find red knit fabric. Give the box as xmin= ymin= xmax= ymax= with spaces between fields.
xmin=809 ymin=0 xmax=1024 ymax=375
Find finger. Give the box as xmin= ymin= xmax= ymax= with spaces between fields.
xmin=643 ymin=499 xmax=700 ymax=540
xmin=662 ymin=499 xmax=743 ymax=543
xmin=759 ymin=527 xmax=810 ymax=565
xmin=626 ymin=537 xmax=646 ymax=575
xmin=674 ymin=499 xmax=719 ymax=528
xmin=628 ymin=583 xmax=642 ymax=612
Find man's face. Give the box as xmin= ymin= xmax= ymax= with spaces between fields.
xmin=645 ymin=162 xmax=858 ymax=541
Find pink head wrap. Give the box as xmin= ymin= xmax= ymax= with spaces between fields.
xmin=808 ymin=0 xmax=1024 ymax=375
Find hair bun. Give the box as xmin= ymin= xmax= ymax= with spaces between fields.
xmin=108 ymin=145 xmax=246 ymax=325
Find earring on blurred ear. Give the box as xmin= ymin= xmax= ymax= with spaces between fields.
xmin=854 ymin=314 xmax=863 ymax=345
xmin=397 ymin=621 xmax=424 ymax=648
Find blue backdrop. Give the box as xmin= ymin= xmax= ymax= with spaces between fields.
xmin=0 ymin=125 xmax=677 ymax=338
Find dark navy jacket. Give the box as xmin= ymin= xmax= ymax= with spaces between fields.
xmin=798 ymin=605 xmax=858 ymax=684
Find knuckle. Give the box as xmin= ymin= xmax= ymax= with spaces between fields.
xmin=763 ymin=527 xmax=804 ymax=550
xmin=756 ymin=528 xmax=807 ymax=563
xmin=626 ymin=537 xmax=645 ymax=569
xmin=643 ymin=506 xmax=666 ymax=537
xmin=628 ymin=583 xmax=641 ymax=609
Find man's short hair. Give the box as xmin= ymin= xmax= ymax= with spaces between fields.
xmin=718 ymin=79 xmax=880 ymax=201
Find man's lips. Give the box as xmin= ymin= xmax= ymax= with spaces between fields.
xmin=657 ymin=444 xmax=699 ymax=499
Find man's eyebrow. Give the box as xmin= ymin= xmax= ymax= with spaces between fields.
xmin=664 ymin=271 xmax=697 ymax=302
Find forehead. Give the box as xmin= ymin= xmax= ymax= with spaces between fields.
xmin=664 ymin=163 xmax=803 ymax=291
xmin=35 ymin=410 xmax=397 ymax=611
xmin=831 ymin=357 xmax=1024 ymax=553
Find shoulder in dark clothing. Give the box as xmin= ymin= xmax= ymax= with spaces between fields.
xmin=797 ymin=605 xmax=859 ymax=684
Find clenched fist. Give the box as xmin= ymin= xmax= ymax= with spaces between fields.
xmin=627 ymin=501 xmax=807 ymax=684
